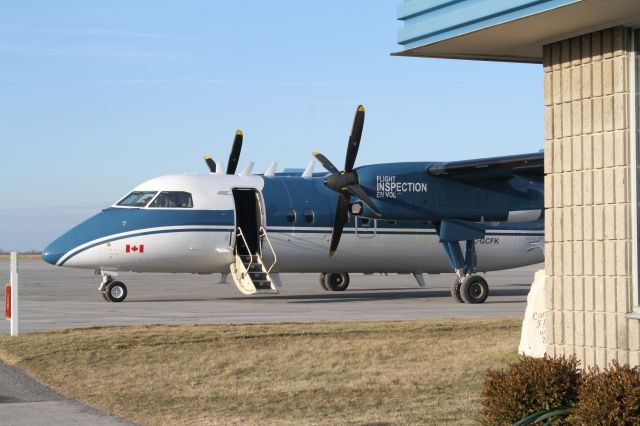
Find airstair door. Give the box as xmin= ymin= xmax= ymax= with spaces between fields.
xmin=229 ymin=189 xmax=278 ymax=294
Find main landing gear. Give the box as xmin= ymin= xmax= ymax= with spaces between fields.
xmin=98 ymin=272 xmax=128 ymax=303
xmin=451 ymin=274 xmax=489 ymax=304
xmin=438 ymin=219 xmax=490 ymax=304
xmin=443 ymin=238 xmax=489 ymax=304
xmin=319 ymin=272 xmax=350 ymax=291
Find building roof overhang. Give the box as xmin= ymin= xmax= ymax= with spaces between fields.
xmin=394 ymin=0 xmax=640 ymax=63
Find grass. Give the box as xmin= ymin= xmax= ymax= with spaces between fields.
xmin=0 ymin=318 xmax=522 ymax=425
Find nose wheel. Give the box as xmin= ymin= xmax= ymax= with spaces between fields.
xmin=98 ymin=273 xmax=128 ymax=302
xmin=104 ymin=281 xmax=127 ymax=302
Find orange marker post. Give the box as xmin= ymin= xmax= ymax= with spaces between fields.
xmin=4 ymin=284 xmax=10 ymax=320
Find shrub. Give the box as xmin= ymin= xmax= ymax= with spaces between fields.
xmin=480 ymin=355 xmax=581 ymax=425
xmin=571 ymin=360 xmax=640 ymax=425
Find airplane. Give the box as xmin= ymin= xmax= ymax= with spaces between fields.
xmin=42 ymin=106 xmax=544 ymax=304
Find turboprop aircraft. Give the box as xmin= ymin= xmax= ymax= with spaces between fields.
xmin=42 ymin=106 xmax=544 ymax=304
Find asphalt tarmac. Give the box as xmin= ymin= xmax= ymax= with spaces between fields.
xmin=0 ymin=259 xmax=543 ymax=334
xmin=0 ymin=362 xmax=132 ymax=426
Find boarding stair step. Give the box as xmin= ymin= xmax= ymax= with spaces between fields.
xmin=230 ymin=252 xmax=277 ymax=295
xmin=240 ymin=254 xmax=257 ymax=264
xmin=252 ymin=280 xmax=272 ymax=290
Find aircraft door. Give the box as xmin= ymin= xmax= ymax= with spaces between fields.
xmin=232 ymin=189 xmax=264 ymax=256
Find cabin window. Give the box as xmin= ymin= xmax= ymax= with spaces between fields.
xmin=286 ymin=209 xmax=296 ymax=223
xmin=387 ymin=220 xmax=396 ymax=225
xmin=117 ymin=191 xmax=157 ymax=207
xmin=149 ymin=191 xmax=193 ymax=208
xmin=361 ymin=218 xmax=370 ymax=225
xmin=303 ymin=208 xmax=315 ymax=223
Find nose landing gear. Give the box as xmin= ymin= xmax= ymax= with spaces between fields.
xmin=98 ymin=272 xmax=128 ymax=302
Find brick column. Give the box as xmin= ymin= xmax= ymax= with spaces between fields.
xmin=543 ymin=27 xmax=637 ymax=368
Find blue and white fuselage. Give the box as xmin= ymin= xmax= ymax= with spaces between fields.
xmin=43 ymin=172 xmax=543 ymax=275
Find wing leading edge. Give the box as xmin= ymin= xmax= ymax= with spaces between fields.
xmin=427 ymin=152 xmax=543 ymax=180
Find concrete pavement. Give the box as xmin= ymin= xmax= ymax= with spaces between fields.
xmin=0 ymin=259 xmax=542 ymax=333
xmin=0 ymin=361 xmax=132 ymax=426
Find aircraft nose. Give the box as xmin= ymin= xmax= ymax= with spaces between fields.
xmin=42 ymin=243 xmax=63 ymax=265
xmin=41 ymin=229 xmax=79 ymax=266
xmin=41 ymin=208 xmax=113 ymax=267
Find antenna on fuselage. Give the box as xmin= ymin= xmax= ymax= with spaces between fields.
xmin=301 ymin=160 xmax=315 ymax=179
xmin=264 ymin=162 xmax=277 ymax=177
xmin=239 ymin=162 xmax=255 ymax=176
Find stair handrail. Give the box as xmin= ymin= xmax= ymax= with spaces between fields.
xmin=235 ymin=227 xmax=253 ymax=277
xmin=259 ymin=226 xmax=277 ymax=274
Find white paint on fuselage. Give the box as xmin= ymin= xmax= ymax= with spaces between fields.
xmin=263 ymin=229 xmax=543 ymax=273
xmin=116 ymin=173 xmax=264 ymax=211
xmin=64 ymin=225 xmax=543 ymax=274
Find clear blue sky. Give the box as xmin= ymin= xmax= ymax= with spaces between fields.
xmin=0 ymin=1 xmax=542 ymax=251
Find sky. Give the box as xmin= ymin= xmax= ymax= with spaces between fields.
xmin=0 ymin=1 xmax=543 ymax=251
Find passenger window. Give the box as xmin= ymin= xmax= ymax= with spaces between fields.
xmin=286 ymin=209 xmax=296 ymax=223
xmin=149 ymin=191 xmax=193 ymax=208
xmin=303 ymin=208 xmax=314 ymax=223
xmin=387 ymin=220 xmax=396 ymax=225
xmin=361 ymin=218 xmax=370 ymax=225
xmin=117 ymin=191 xmax=157 ymax=207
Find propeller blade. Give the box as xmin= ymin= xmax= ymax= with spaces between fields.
xmin=329 ymin=194 xmax=349 ymax=257
xmin=347 ymin=185 xmax=382 ymax=217
xmin=204 ymin=155 xmax=216 ymax=173
xmin=313 ymin=152 xmax=340 ymax=174
xmin=226 ymin=130 xmax=243 ymax=174
xmin=315 ymin=105 xmax=370 ymax=256
xmin=344 ymin=105 xmax=364 ymax=172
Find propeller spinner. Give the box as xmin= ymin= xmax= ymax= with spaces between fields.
xmin=313 ymin=105 xmax=381 ymax=257
xmin=204 ymin=130 xmax=244 ymax=174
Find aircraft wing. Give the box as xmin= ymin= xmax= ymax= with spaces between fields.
xmin=427 ymin=152 xmax=543 ymax=180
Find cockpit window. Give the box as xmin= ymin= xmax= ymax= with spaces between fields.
xmin=149 ymin=191 xmax=193 ymax=208
xmin=116 ymin=191 xmax=157 ymax=207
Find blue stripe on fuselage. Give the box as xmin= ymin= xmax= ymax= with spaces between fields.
xmin=75 ymin=207 xmax=234 ymax=241
xmin=43 ymin=208 xmax=234 ymax=265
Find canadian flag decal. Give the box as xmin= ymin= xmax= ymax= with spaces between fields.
xmin=125 ymin=244 xmax=145 ymax=253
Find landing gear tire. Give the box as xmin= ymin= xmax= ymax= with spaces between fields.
xmin=105 ymin=281 xmax=127 ymax=303
xmin=460 ymin=275 xmax=489 ymax=304
xmin=319 ymin=273 xmax=329 ymax=291
xmin=324 ymin=272 xmax=350 ymax=291
xmin=450 ymin=279 xmax=464 ymax=303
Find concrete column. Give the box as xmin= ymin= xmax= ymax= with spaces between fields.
xmin=544 ymin=27 xmax=636 ymax=368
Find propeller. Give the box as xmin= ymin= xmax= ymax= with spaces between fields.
xmin=227 ymin=130 xmax=243 ymax=175
xmin=204 ymin=155 xmax=216 ymax=173
xmin=203 ymin=130 xmax=244 ymax=174
xmin=313 ymin=105 xmax=382 ymax=257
